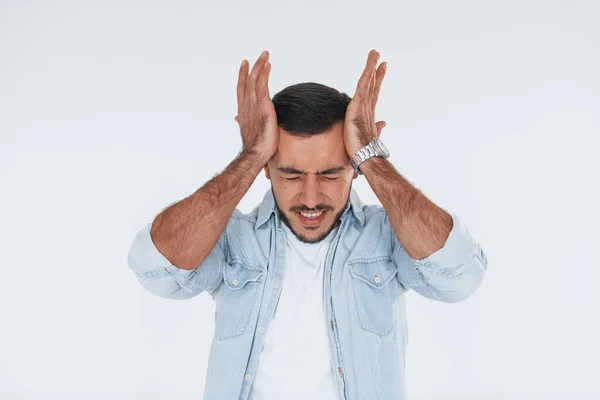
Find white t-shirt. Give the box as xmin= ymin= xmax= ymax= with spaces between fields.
xmin=248 ymin=221 xmax=340 ymax=400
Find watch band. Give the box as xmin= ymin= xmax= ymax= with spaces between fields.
xmin=349 ymin=138 xmax=389 ymax=175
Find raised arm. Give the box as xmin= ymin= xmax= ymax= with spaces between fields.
xmin=127 ymin=50 xmax=279 ymax=298
xmin=344 ymin=50 xmax=487 ymax=302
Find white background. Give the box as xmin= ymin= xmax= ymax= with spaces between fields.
xmin=1 ymin=0 xmax=599 ymax=399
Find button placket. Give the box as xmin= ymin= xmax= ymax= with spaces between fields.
xmin=238 ymin=228 xmax=287 ymax=400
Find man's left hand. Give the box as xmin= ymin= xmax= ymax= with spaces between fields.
xmin=344 ymin=49 xmax=387 ymax=157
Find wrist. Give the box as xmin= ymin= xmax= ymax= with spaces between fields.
xmin=346 ymin=138 xmax=374 ymax=158
xmin=238 ymin=149 xmax=270 ymax=171
xmin=348 ymin=137 xmax=390 ymax=174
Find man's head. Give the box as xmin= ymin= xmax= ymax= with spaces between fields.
xmin=264 ymin=82 xmax=358 ymax=244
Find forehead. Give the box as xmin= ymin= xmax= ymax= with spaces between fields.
xmin=272 ymin=124 xmax=348 ymax=172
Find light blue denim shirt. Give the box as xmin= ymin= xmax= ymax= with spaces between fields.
xmin=127 ymin=188 xmax=488 ymax=400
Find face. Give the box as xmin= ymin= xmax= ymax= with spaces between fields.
xmin=264 ymin=122 xmax=359 ymax=244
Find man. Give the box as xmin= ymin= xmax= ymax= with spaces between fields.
xmin=127 ymin=49 xmax=488 ymax=400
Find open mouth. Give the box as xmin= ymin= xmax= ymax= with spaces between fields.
xmin=296 ymin=210 xmax=328 ymax=226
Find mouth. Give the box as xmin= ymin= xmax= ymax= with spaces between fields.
xmin=296 ymin=210 xmax=328 ymax=226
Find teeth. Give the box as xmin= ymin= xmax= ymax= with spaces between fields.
xmin=300 ymin=211 xmax=324 ymax=219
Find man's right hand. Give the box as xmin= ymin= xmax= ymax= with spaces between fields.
xmin=235 ymin=50 xmax=279 ymax=163
xmin=143 ymin=51 xmax=280 ymax=274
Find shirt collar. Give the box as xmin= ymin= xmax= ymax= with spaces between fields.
xmin=254 ymin=187 xmax=365 ymax=230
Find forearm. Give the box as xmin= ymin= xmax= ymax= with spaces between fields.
xmin=359 ymin=156 xmax=453 ymax=260
xmin=150 ymin=150 xmax=267 ymax=270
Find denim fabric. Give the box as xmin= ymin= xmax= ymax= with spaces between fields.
xmin=127 ymin=188 xmax=488 ymax=399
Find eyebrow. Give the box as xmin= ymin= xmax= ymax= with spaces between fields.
xmin=277 ymin=166 xmax=346 ymax=175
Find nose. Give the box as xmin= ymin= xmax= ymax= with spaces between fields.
xmin=299 ymin=175 xmax=323 ymax=210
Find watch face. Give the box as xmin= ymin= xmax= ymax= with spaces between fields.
xmin=374 ymin=138 xmax=390 ymax=157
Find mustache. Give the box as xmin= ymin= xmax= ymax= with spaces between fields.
xmin=291 ymin=205 xmax=333 ymax=213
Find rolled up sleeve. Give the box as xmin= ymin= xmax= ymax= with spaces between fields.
xmin=127 ymin=220 xmax=226 ymax=300
xmin=393 ymin=213 xmax=488 ymax=303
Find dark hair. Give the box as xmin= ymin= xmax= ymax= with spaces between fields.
xmin=272 ymin=82 xmax=351 ymax=136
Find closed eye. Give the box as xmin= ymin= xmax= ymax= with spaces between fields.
xmin=283 ymin=176 xmax=340 ymax=181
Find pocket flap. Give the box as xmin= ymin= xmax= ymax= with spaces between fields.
xmin=223 ymin=262 xmax=265 ymax=290
xmin=348 ymin=256 xmax=397 ymax=289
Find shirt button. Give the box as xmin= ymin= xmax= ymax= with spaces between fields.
xmin=278 ymin=242 xmax=283 ymax=249
xmin=258 ymin=326 xmax=265 ymax=334
xmin=232 ymin=279 xmax=239 ymax=286
xmin=273 ymin=281 xmax=280 ymax=289
xmin=245 ymin=374 xmax=252 ymax=381
xmin=338 ymin=367 xmax=343 ymax=378
xmin=330 ymin=320 xmax=334 ymax=330
xmin=374 ymin=275 xmax=381 ymax=284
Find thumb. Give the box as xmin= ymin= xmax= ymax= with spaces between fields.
xmin=375 ymin=121 xmax=387 ymax=137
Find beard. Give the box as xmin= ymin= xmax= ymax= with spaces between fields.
xmin=272 ymin=184 xmax=351 ymax=244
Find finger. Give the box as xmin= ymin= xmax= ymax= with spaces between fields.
xmin=372 ymin=62 xmax=386 ymax=108
xmin=237 ymin=59 xmax=249 ymax=105
xmin=375 ymin=121 xmax=387 ymax=137
xmin=365 ymin=65 xmax=377 ymax=99
xmin=356 ymin=51 xmax=378 ymax=99
xmin=256 ymin=61 xmax=272 ymax=99
xmin=247 ymin=51 xmax=269 ymax=97
xmin=235 ymin=116 xmax=239 ymax=123
xmin=355 ymin=49 xmax=380 ymax=99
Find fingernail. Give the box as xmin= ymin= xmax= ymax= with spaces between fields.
xmin=259 ymin=51 xmax=266 ymax=59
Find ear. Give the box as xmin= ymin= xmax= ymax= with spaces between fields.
xmin=264 ymin=164 xmax=271 ymax=180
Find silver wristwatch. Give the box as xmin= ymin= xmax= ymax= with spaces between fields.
xmin=349 ymin=137 xmax=390 ymax=175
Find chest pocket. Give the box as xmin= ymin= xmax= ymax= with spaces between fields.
xmin=348 ymin=256 xmax=398 ymax=336
xmin=214 ymin=261 xmax=265 ymax=340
